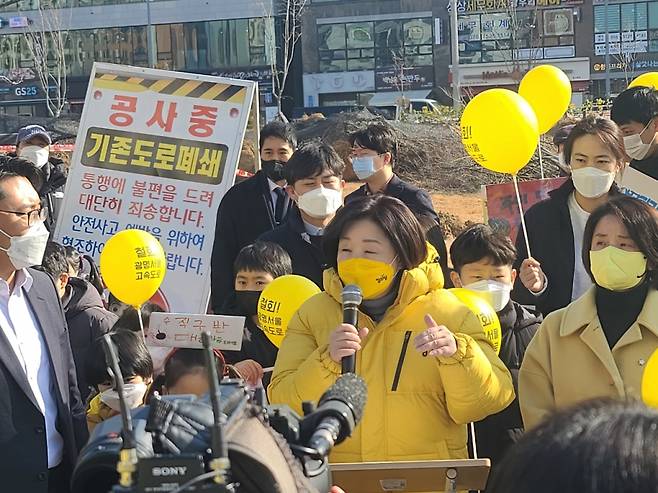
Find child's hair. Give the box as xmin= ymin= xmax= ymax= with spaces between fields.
xmin=450 ymin=223 xmax=517 ymax=273
xmin=113 ymin=302 xmax=165 ymax=332
xmin=233 ymin=241 xmax=292 ymax=278
xmin=85 ymin=330 xmax=154 ymax=387
xmin=163 ymin=348 xmax=224 ymax=390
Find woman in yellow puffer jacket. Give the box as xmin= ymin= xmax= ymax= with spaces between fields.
xmin=268 ymin=195 xmax=514 ymax=463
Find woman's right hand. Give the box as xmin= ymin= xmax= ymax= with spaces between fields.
xmin=520 ymin=257 xmax=546 ymax=293
xmin=328 ymin=324 xmax=369 ymax=363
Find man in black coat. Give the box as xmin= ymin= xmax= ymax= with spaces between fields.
xmin=259 ymin=142 xmax=345 ymax=288
xmin=40 ymin=241 xmax=118 ymax=402
xmin=210 ymin=121 xmax=297 ymax=313
xmin=344 ymin=123 xmax=450 ymax=282
xmin=0 ymin=159 xmax=87 ymax=493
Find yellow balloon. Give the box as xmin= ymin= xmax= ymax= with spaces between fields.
xmin=629 ymin=72 xmax=658 ymax=90
xmin=449 ymin=288 xmax=501 ymax=354
xmin=519 ymin=65 xmax=572 ymax=134
xmin=461 ymin=88 xmax=539 ymax=175
xmin=100 ymin=229 xmax=166 ymax=307
xmin=257 ymin=275 xmax=321 ymax=348
xmin=642 ymin=348 xmax=658 ymax=408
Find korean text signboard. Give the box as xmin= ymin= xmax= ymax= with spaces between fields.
xmin=144 ymin=312 xmax=244 ymax=351
xmin=483 ymin=177 xmax=567 ymax=242
xmin=621 ymin=167 xmax=658 ymax=211
xmin=55 ymin=63 xmax=256 ymax=313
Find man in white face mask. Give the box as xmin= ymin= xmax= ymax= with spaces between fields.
xmin=449 ymin=223 xmax=542 ymax=470
xmin=14 ymin=125 xmax=67 ymax=231
xmin=0 ymin=158 xmax=87 ymax=493
xmin=611 ymin=86 xmax=658 ymax=181
xmin=259 ymin=142 xmax=345 ymax=288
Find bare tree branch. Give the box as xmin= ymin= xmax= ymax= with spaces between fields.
xmin=22 ymin=1 xmax=69 ymax=117
xmin=262 ymin=0 xmax=306 ymax=120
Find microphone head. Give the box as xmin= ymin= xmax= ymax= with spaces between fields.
xmin=341 ymin=284 xmax=363 ymax=306
xmin=319 ymin=373 xmax=367 ymax=424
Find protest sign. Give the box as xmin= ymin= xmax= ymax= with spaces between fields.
xmin=54 ymin=63 xmax=256 ymax=313
xmin=620 ymin=166 xmax=658 ymax=210
xmin=483 ymin=177 xmax=567 ymax=241
xmin=145 ymin=312 xmax=244 ymax=351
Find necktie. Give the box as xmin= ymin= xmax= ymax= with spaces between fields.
xmin=273 ymin=187 xmax=287 ymax=224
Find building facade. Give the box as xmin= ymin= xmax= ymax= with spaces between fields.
xmin=300 ymin=0 xmax=658 ymax=110
xmin=0 ymin=0 xmax=283 ymax=117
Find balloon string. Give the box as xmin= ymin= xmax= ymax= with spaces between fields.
xmin=137 ymin=304 xmax=146 ymax=340
xmin=538 ymin=138 xmax=545 ymax=180
xmin=513 ymin=174 xmax=532 ymax=258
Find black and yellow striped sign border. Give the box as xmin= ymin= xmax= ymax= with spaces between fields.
xmin=93 ymin=72 xmax=247 ymax=104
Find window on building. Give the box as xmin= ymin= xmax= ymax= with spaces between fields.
xmin=594 ymin=2 xmax=653 ymax=56
xmin=319 ymin=17 xmax=433 ymax=72
xmin=458 ymin=7 xmax=578 ymax=64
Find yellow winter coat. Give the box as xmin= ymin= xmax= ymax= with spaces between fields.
xmin=268 ymin=253 xmax=514 ymax=463
xmin=520 ymin=287 xmax=658 ymax=430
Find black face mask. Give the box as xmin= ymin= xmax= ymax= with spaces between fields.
xmin=235 ymin=290 xmax=261 ymax=317
xmin=261 ymin=160 xmax=286 ymax=182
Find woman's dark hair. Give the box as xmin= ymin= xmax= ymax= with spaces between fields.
xmin=113 ymin=302 xmax=165 ymax=331
xmin=450 ymin=223 xmax=517 ymax=273
xmin=582 ymin=196 xmax=658 ymax=289
xmin=562 ymin=115 xmax=626 ymax=167
xmin=259 ymin=121 xmax=297 ymax=149
xmin=162 ymin=348 xmax=224 ymax=391
xmin=85 ymin=330 xmax=154 ymax=387
xmin=64 ymin=246 xmax=105 ymax=297
xmin=233 ymin=241 xmax=292 ymax=278
xmin=323 ymin=195 xmax=427 ymax=270
xmin=349 ymin=123 xmax=398 ymax=165
xmin=283 ymin=141 xmax=345 ymax=186
xmin=611 ymin=86 xmax=658 ymax=126
xmin=487 ymin=398 xmax=658 ymax=493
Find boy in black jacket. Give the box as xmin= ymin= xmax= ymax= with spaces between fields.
xmin=450 ymin=224 xmax=542 ymax=471
xmin=221 ymin=241 xmax=292 ymax=388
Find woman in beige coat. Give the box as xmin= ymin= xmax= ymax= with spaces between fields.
xmin=520 ymin=196 xmax=658 ymax=429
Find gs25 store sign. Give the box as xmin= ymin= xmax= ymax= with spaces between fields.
xmin=0 ymin=82 xmax=44 ymax=102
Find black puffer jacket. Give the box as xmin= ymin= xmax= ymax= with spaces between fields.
xmin=474 ymin=301 xmax=541 ymax=470
xmin=63 ymin=277 xmax=117 ymax=401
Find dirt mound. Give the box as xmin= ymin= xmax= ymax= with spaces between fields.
xmin=294 ymin=109 xmax=561 ymax=194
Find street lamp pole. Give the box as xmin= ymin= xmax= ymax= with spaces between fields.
xmin=450 ymin=0 xmax=461 ymax=110
xmin=146 ymin=0 xmax=157 ymax=68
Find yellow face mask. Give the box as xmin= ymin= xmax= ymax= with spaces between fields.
xmin=590 ymin=246 xmax=647 ymax=291
xmin=338 ymin=257 xmax=397 ymax=300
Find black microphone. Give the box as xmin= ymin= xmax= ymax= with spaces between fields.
xmin=306 ymin=373 xmax=367 ymax=458
xmin=341 ymin=284 xmax=363 ymax=374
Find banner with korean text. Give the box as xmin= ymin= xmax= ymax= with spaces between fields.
xmin=54 ymin=63 xmax=256 ymax=313
xmin=620 ymin=167 xmax=658 ymax=211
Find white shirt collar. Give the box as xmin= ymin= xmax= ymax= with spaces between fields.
xmin=303 ymin=220 xmax=324 ymax=236
xmin=0 ymin=268 xmax=33 ymax=296
xmin=268 ymin=178 xmax=283 ymax=192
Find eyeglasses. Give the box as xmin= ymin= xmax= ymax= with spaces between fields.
xmin=0 ymin=207 xmax=46 ymax=226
